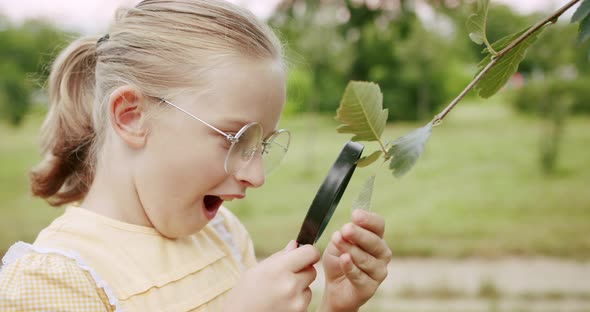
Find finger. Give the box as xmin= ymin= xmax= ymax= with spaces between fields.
xmin=267 ymin=240 xmax=298 ymax=261
xmin=284 ymin=244 xmax=321 ymax=272
xmin=296 ymin=265 xmax=317 ymax=289
xmin=331 ymin=233 xmax=388 ymax=282
xmin=339 ymin=253 xmax=371 ymax=288
xmin=298 ymin=287 xmax=312 ymax=312
xmin=341 ymin=223 xmax=391 ymax=261
xmin=324 ymin=231 xmax=345 ymax=258
xmin=352 ymin=209 xmax=385 ymax=238
xmin=304 ymin=287 xmax=312 ymax=306
xmin=284 ymin=240 xmax=298 ymax=251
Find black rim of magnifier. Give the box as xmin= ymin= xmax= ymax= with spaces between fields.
xmin=296 ymin=141 xmax=364 ymax=245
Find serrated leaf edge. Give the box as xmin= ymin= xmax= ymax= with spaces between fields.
xmin=351 ymin=82 xmax=386 ymax=142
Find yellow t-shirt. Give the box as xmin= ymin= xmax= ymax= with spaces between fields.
xmin=0 ymin=206 xmax=257 ymax=311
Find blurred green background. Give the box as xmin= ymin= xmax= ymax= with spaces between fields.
xmin=1 ymin=0 xmax=590 ymax=311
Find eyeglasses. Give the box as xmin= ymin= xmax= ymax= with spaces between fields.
xmin=160 ymin=99 xmax=290 ymax=175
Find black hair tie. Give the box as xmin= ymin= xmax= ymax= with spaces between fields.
xmin=97 ymin=34 xmax=110 ymax=45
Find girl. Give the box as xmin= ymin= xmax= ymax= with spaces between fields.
xmin=0 ymin=0 xmax=392 ymax=311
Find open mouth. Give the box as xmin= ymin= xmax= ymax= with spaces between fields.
xmin=203 ymin=195 xmax=223 ymax=214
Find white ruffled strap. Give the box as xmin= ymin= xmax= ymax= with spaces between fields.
xmin=1 ymin=241 xmax=123 ymax=312
xmin=209 ymin=214 xmax=244 ymax=271
xmin=2 ymin=241 xmax=32 ymax=266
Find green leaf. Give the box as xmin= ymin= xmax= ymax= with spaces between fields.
xmin=481 ymin=28 xmax=527 ymax=54
xmin=356 ymin=150 xmax=383 ymax=168
xmin=352 ymin=175 xmax=376 ymax=211
xmin=466 ymin=0 xmax=491 ymax=47
xmin=474 ymin=26 xmax=545 ymax=98
xmin=578 ymin=15 xmax=590 ymax=44
xmin=572 ymin=0 xmax=590 ymax=45
xmin=571 ymin=0 xmax=590 ymax=23
xmin=335 ymin=81 xmax=389 ymax=142
xmin=387 ymin=122 xmax=433 ymax=178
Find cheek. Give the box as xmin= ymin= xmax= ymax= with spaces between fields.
xmin=147 ymin=141 xmax=226 ymax=192
xmin=133 ymin=135 xmax=229 ymax=237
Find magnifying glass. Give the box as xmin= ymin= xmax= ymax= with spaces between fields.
xmin=296 ymin=141 xmax=364 ymax=246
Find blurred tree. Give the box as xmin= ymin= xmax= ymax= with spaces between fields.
xmin=272 ymin=0 xmax=353 ymax=116
xmin=272 ymin=0 xmax=469 ymax=121
xmin=508 ymin=18 xmax=590 ymax=175
xmin=0 ymin=62 xmax=32 ymax=125
xmin=525 ymin=22 xmax=590 ymax=76
xmin=0 ymin=17 xmax=70 ymax=126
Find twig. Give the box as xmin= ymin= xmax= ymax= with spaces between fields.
xmin=433 ymin=0 xmax=581 ymax=124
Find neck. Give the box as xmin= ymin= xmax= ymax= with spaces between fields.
xmin=81 ymin=144 xmax=152 ymax=227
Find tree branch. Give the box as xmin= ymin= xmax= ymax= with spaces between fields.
xmin=433 ymin=0 xmax=582 ymax=124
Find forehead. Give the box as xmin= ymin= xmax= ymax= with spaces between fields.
xmin=188 ymin=58 xmax=286 ymax=134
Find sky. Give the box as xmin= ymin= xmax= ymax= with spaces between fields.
xmin=0 ymin=0 xmax=576 ymax=34
xmin=0 ymin=0 xmax=282 ymax=33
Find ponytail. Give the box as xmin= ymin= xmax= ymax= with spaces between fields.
xmin=30 ymin=37 xmax=98 ymax=206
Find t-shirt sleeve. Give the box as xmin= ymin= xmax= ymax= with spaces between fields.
xmin=0 ymin=252 xmax=113 ymax=312
xmin=218 ymin=207 xmax=258 ymax=269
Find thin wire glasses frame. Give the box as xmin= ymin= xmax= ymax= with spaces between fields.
xmin=159 ymin=98 xmax=290 ymax=175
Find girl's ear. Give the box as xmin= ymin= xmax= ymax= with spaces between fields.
xmin=108 ymin=86 xmax=149 ymax=149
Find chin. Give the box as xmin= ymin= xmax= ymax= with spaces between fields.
xmin=155 ymin=222 xmax=207 ymax=239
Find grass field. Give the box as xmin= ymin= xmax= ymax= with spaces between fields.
xmin=1 ymin=98 xmax=589 ymax=259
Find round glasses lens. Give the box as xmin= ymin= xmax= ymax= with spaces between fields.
xmin=225 ymin=123 xmax=263 ymax=174
xmin=262 ymin=130 xmax=291 ymax=175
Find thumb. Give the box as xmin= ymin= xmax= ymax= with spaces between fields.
xmin=284 ymin=240 xmax=298 ymax=251
xmin=267 ymin=240 xmax=298 ymax=261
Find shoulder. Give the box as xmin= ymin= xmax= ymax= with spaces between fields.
xmin=0 ymin=242 xmax=115 ymax=311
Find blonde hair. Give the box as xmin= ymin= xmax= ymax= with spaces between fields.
xmin=30 ymin=0 xmax=284 ymax=206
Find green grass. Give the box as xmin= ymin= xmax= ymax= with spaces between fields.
xmin=1 ymin=98 xmax=590 ymax=259
xmin=0 ymin=115 xmax=62 ymax=256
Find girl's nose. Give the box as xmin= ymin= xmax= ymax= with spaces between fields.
xmin=234 ymin=152 xmax=265 ymax=188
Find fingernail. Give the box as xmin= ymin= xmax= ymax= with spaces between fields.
xmin=353 ymin=209 xmax=367 ymax=222
xmin=285 ymin=240 xmax=296 ymax=250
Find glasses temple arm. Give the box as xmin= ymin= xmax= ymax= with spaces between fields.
xmin=160 ymin=98 xmax=234 ymax=140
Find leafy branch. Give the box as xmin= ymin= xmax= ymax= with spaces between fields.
xmin=335 ymin=0 xmax=590 ymax=211
xmin=436 ymin=0 xmax=582 ymax=122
